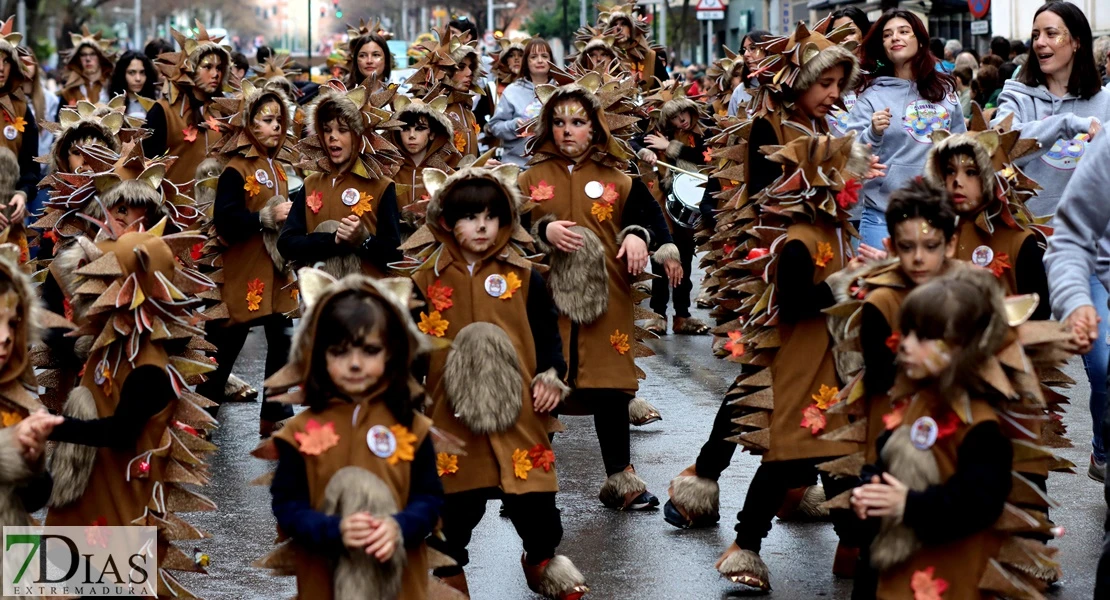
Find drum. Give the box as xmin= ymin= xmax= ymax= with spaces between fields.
xmin=665 ymin=173 xmax=704 ymax=229
xmin=287 ymin=174 xmax=305 ymax=197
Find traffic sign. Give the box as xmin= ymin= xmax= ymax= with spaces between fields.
xmin=695 ymin=0 xmax=723 ymax=9
xmin=970 ymin=20 xmax=989 ymax=35
xmin=968 ymin=0 xmax=989 ymax=19
xmin=697 ymin=10 xmax=724 ymax=20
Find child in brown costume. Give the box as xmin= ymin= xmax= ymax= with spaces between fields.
xmin=519 ymin=76 xmax=682 ymax=511
xmin=390 ymin=94 xmax=462 ymax=228
xmin=407 ymin=27 xmax=484 ymax=159
xmin=851 ymin=268 xmax=1073 ymax=599
xmin=279 ymin=81 xmax=403 ymax=279
xmin=402 ymin=164 xmax=588 ymax=598
xmin=260 ymin=272 xmax=444 ymax=600
xmin=57 ymin=26 xmax=116 ymax=105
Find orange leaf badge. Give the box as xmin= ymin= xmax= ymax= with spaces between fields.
xmin=306 ymin=190 xmax=323 ymax=214
xmin=591 ymin=200 xmax=614 ymax=222
xmin=512 ymin=448 xmax=533 ymax=480
xmin=453 ymin=130 xmax=467 ymax=153
xmin=528 ymin=443 xmax=555 ymax=472
xmin=388 ymin=424 xmax=417 ymax=465
xmin=499 ymin=272 xmax=522 ymax=300
xmin=910 ymin=567 xmax=949 ymax=600
xmin=610 ymin=330 xmax=630 ymax=355
xmin=7 ymin=115 xmax=25 ymax=133
xmin=204 ymin=115 xmax=222 ymax=132
xmin=418 ymin=310 xmax=449 ymax=337
xmin=244 ymin=175 xmax=262 ymax=198
xmin=725 ymin=330 xmax=745 ymax=358
xmin=801 ymin=403 xmax=827 ymax=435
xmin=427 ymin=280 xmax=454 ymax=311
xmin=436 ymin=452 xmax=459 ymax=476
xmin=703 ymin=148 xmax=713 ymax=163
xmin=883 ymin=399 xmax=909 ymax=431
xmin=352 ymin=192 xmax=374 ymax=217
xmin=1 ymin=411 xmax=22 ymax=427
xmin=815 ymin=242 xmax=834 ymax=268
xmin=294 ymin=419 xmax=340 ymax=456
xmin=183 ymin=126 xmax=198 ymax=142
xmin=811 ymin=384 xmax=839 ymax=410
xmin=246 ymin=278 xmax=264 ymax=312
xmin=988 ymin=253 xmax=1011 ymax=278
xmin=601 ymin=182 xmax=619 ymax=205
xmin=885 ymin=331 xmax=902 ymax=354
xmin=530 ymin=180 xmax=555 ymax=202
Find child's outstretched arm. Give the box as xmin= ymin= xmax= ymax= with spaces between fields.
xmin=392 ymin=437 xmax=444 ymax=549
xmin=49 ymin=366 xmax=173 ymax=449
xmin=270 ymin=438 xmax=343 ymax=552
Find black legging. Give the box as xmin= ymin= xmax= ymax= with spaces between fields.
xmin=194 ymin=314 xmax=294 ymax=423
xmin=650 ymin=225 xmax=696 ymax=318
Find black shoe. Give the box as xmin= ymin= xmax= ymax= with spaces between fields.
xmin=625 ymin=490 xmax=660 ymax=511
xmin=663 ymin=499 xmax=719 ymax=529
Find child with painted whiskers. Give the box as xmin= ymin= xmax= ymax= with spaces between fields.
xmin=267 ymin=276 xmax=443 ymax=600
xmin=408 ymin=166 xmax=587 ymax=599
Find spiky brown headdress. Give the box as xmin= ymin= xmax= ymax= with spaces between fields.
xmin=210 ymin=79 xmax=295 ymax=161
xmin=526 ymin=72 xmax=642 ymax=169
xmin=641 ymin=80 xmax=705 ymax=135
xmin=405 ymin=26 xmax=486 ymax=101
xmin=0 ymin=18 xmax=30 ymax=118
xmin=60 ymin=25 xmax=116 ymax=91
xmin=297 ymin=80 xmax=403 ymax=178
xmin=747 ymin=17 xmax=860 ymax=117
xmin=491 ymin=35 xmax=530 ymax=85
xmin=155 ymin=21 xmax=232 ymax=105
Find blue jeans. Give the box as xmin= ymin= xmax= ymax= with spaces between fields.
xmin=858 ymin=206 xmax=888 ymax=250
xmin=1085 ymin=274 xmax=1110 ymax=462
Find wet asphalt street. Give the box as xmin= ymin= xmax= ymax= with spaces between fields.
xmin=173 ymin=263 xmax=1105 ymax=599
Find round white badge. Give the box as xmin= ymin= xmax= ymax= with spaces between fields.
xmin=909 ymin=416 xmax=939 ymax=450
xmin=3 ymin=126 xmax=16 ymax=141
xmin=92 ymin=358 xmax=108 ymax=386
xmin=366 ymin=425 xmax=397 ymax=459
xmin=584 ymin=180 xmax=604 ymax=199
xmin=971 ymin=245 xmax=994 ymax=267
xmin=341 ymin=187 xmax=361 ymax=206
xmin=484 ymin=274 xmax=508 ymax=298
xmin=254 ymin=169 xmax=269 ymax=185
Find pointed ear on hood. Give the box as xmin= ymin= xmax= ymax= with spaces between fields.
xmin=422 ymin=168 xmax=449 ymax=199
xmin=297 ymin=267 xmax=339 ymax=312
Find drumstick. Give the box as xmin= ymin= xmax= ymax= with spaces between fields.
xmin=655 ymin=160 xmax=709 ymax=181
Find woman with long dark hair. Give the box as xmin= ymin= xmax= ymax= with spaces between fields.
xmin=846 ymin=9 xmax=965 ymax=250
xmin=109 ymin=50 xmax=157 ymax=119
xmin=993 ymin=1 xmax=1110 ymax=484
xmin=486 ymin=38 xmax=552 ymax=166
xmin=346 ymin=30 xmax=393 ymax=89
xmin=826 ymin=6 xmax=870 ymax=136
xmin=726 ymin=30 xmax=770 ymax=117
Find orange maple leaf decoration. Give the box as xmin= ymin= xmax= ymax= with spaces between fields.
xmin=815 ymin=242 xmax=834 ymax=268
xmin=306 ymin=190 xmax=323 ymax=214
xmin=427 ymin=280 xmax=454 ymax=311
xmin=244 ymin=175 xmax=262 ymax=198
xmin=883 ymin=399 xmax=909 ymax=431
xmin=811 ymin=384 xmax=840 ymax=410
xmin=886 ymin=331 xmax=902 ymax=354
xmin=294 ymin=419 xmax=340 ymax=456
xmin=530 ymin=180 xmax=555 ymax=202
xmin=610 ymin=330 xmax=631 ymax=355
xmin=182 ymin=126 xmax=198 ymax=142
xmin=801 ymin=404 xmax=827 ymax=435
xmin=910 ymin=567 xmax=949 ymax=600
xmin=388 ymin=424 xmax=418 ymax=465
xmin=453 ymin=130 xmax=467 ymax=153
xmin=591 ymin=201 xmax=614 ymax=222
xmin=725 ymin=330 xmax=745 ymax=358
xmin=99 ymin=362 xmax=113 ymax=397
xmin=1 ymin=411 xmax=22 ymax=427
xmin=352 ymin=192 xmax=374 ymax=217
xmin=528 ymin=443 xmax=555 ymax=472
xmin=499 ymin=272 xmax=522 ymax=300
xmin=436 ymin=452 xmax=459 ymax=476
xmin=418 ymin=310 xmax=449 ymax=337
xmin=276 ymin=164 xmax=288 ymax=181
xmin=987 ymin=253 xmax=1011 ymax=278
xmin=703 ymin=149 xmax=713 ymax=163
xmin=291 ymin=288 xmax=300 ymax=300
xmin=512 ymin=448 xmax=533 ymax=480
xmin=204 ymin=115 xmax=222 ymax=132
xmin=246 ymin=278 xmax=264 ymax=312
xmin=5 ymin=115 xmax=25 ymax=133
xmin=601 ymin=182 xmax=619 ymax=205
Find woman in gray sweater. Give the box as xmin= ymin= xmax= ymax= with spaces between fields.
xmin=486 ymin=38 xmax=552 ymax=166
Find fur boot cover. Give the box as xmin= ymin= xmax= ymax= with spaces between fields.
xmin=717 ymin=548 xmax=771 ymax=591
xmin=598 ymin=468 xmax=647 ymax=509
xmin=522 ymin=554 xmax=589 ymax=599
xmin=628 ymin=396 xmax=662 ymax=425
xmin=869 ymin=425 xmax=940 ymax=570
xmin=531 ymin=368 xmax=571 ymax=401
xmin=322 ymin=466 xmax=406 ymax=600
xmin=0 ymin=426 xmax=35 ymax=531
xmin=310 ymin=221 xmax=363 ymax=280
xmin=444 ymin=322 xmax=523 ymax=434
xmin=0 ymin=148 xmax=16 ymax=211
xmin=532 ymin=215 xmax=609 ymax=325
xmin=668 ymin=474 xmax=720 ymax=522
xmin=260 ymin=195 xmax=289 ymax=271
xmin=48 ymin=386 xmax=99 ymax=507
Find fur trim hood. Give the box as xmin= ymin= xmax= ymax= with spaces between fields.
xmin=0 ymin=19 xmax=28 ymax=93
xmin=156 ymin=22 xmax=232 ymax=105
xmin=211 ymin=79 xmax=294 ymax=161
xmin=923 ymin=131 xmax=996 ymax=205
xmin=42 ymin=101 xmax=124 ymax=173
xmin=392 ymin=94 xmax=455 ymax=144
xmin=526 ymin=77 xmax=635 ymax=169
xmin=297 ymin=81 xmax=403 ymax=178
xmin=60 ymin=26 xmax=116 ymax=89
xmin=0 ymin=242 xmax=48 ymax=400
xmin=748 ymin=15 xmax=859 ymax=116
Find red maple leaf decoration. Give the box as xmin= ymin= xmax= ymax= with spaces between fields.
xmin=885 ymin=331 xmax=902 ymax=354
xmin=204 ymin=115 xmax=222 ymax=132
xmin=426 ymin=279 xmax=454 ymax=312
xmin=725 ymin=330 xmax=745 ymax=358
xmin=883 ymin=398 xmax=909 ymax=430
xmin=529 ymin=180 xmax=555 ymax=202
xmin=836 ymin=178 xmax=862 ymax=209
xmin=190 ymin=242 xmax=204 ymax=261
xmin=528 ymin=443 xmax=555 ymax=472
xmin=294 ymin=419 xmax=340 ymax=456
xmin=182 ymin=126 xmax=198 ymax=142
xmin=935 ymin=408 xmax=961 ymax=441
xmin=601 ymin=183 xmax=619 ymax=205
xmin=801 ymin=403 xmax=827 ymax=435
xmin=910 ymin=566 xmax=949 ymax=600
xmin=703 ymin=149 xmax=713 ymax=163
xmin=723 ymin=243 xmax=736 ymax=256
xmin=306 ymin=190 xmax=323 ymax=214
xmin=988 ymin=253 xmax=1011 ymax=278
xmin=745 ymin=247 xmax=769 ymax=261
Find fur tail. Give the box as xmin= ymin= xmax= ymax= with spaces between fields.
xmin=48 ymin=387 xmax=98 ymax=508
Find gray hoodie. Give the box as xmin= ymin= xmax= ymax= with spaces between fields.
xmin=1044 ymin=133 xmax=1110 ymax=320
xmin=486 ymin=78 xmax=545 ymax=166
xmin=990 ymin=80 xmax=1110 ymax=217
xmin=845 ymin=76 xmax=966 ymax=212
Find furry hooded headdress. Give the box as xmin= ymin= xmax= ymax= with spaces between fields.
xmin=210 ymin=79 xmax=295 ymax=161
xmin=491 ymin=36 xmax=530 ymax=85
xmin=0 ymin=243 xmax=61 ymax=412
xmin=0 ymin=18 xmax=30 ymax=121
xmin=642 ymin=80 xmax=705 ymax=136
xmin=60 ymin=26 xmax=116 ymax=89
xmin=568 ymin=26 xmax=622 ymax=74
xmin=405 ymin=25 xmax=486 ymax=101
xmin=156 ymin=21 xmax=232 ymax=105
xmin=297 ymin=80 xmax=404 ymax=178
xmin=39 ymin=100 xmax=124 ymax=174
xmin=748 ymin=16 xmax=860 ymax=117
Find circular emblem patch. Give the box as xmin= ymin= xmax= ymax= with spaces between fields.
xmin=341 ymin=188 xmax=361 ymax=206
xmin=971 ymin=245 xmax=994 ymax=267
xmin=584 ymin=180 xmax=604 ymax=199
xmin=484 ymin=274 xmax=508 ymax=297
xmin=367 ymin=425 xmax=397 ymax=459
xmin=910 ymin=416 xmax=939 ymax=450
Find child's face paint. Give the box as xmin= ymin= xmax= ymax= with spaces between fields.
xmin=326 ymin=329 xmax=387 ymax=396
xmin=251 ymin=100 xmax=283 ymax=150
xmin=453 ymin=208 xmax=501 ymax=262
xmin=890 ymin=217 xmax=954 ymax=286
xmin=322 ymin=119 xmax=354 ymax=167
xmin=552 ymin=99 xmax=593 ymax=160
xmin=943 ymin=153 xmax=984 ymax=214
